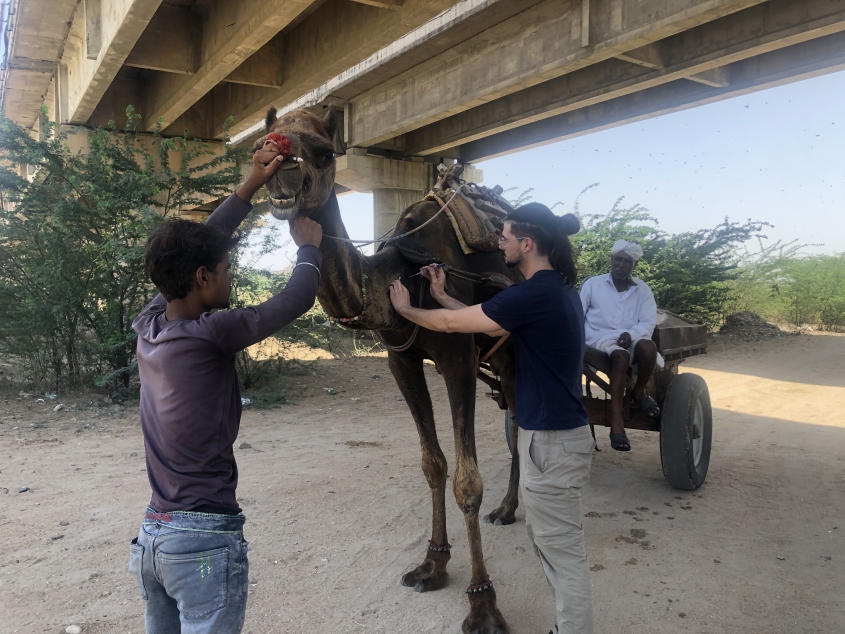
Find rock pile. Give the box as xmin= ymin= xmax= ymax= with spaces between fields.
xmin=717 ymin=311 xmax=785 ymax=341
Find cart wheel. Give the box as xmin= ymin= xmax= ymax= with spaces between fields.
xmin=505 ymin=410 xmax=514 ymax=455
xmin=660 ymin=373 xmax=712 ymax=490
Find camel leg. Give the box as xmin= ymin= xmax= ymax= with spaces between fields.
xmin=483 ymin=346 xmax=519 ymax=526
xmin=439 ymin=340 xmax=509 ymax=634
xmin=388 ymin=352 xmax=451 ymax=593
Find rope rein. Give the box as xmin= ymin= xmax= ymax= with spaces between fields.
xmin=321 ymin=184 xmax=469 ymax=247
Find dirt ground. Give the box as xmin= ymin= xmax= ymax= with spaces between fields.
xmin=1 ymin=332 xmax=844 ymax=634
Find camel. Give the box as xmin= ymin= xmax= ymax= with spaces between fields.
xmin=255 ymin=106 xmax=521 ymax=634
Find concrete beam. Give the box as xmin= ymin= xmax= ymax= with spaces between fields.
xmin=228 ymin=0 xmax=539 ymax=146
xmin=617 ymin=43 xmax=666 ymax=70
xmin=57 ymin=123 xmax=234 ymax=212
xmin=0 ymin=0 xmax=79 ymax=129
xmin=335 ymin=150 xmax=435 ymax=192
xmin=460 ymin=29 xmax=845 ymax=161
xmin=351 ymin=0 xmax=404 ymax=9
xmin=142 ymin=0 xmax=318 ymax=132
xmin=686 ymin=66 xmax=731 ymax=87
xmin=63 ymin=0 xmax=164 ymax=125
xmin=217 ymin=0 xmax=464 ymax=140
xmin=222 ymin=44 xmax=284 ymax=88
xmin=85 ymin=71 xmax=145 ymax=129
xmin=124 ymin=5 xmax=201 ymax=74
xmin=335 ymin=149 xmax=483 ymax=191
xmin=85 ymin=0 xmax=104 ymax=60
xmin=612 ymin=34 xmax=731 ymax=86
xmin=160 ymin=90 xmax=216 ymax=139
xmin=580 ymin=0 xmax=590 ymax=47
xmin=334 ymin=152 xmax=483 ymax=237
xmin=346 ymin=0 xmax=766 ymax=149
xmin=57 ymin=122 xmax=227 ymax=166
xmin=403 ymin=0 xmax=845 ymax=156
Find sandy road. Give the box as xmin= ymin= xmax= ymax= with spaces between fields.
xmin=0 ymin=333 xmax=843 ymax=633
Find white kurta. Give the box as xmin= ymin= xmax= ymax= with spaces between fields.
xmin=579 ymin=273 xmax=663 ymax=366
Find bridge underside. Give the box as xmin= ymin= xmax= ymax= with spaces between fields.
xmin=326 ymin=0 xmax=845 ymax=163
xmin=3 ymin=0 xmax=844 ymax=216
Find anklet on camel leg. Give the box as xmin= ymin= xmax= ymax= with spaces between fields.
xmin=427 ymin=539 xmax=451 ymax=553
xmin=466 ymin=579 xmax=494 ymax=594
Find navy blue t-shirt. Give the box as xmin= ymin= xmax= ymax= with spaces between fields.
xmin=481 ymin=269 xmax=588 ymax=431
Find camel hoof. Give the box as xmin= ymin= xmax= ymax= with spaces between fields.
xmin=414 ymin=571 xmax=449 ymax=593
xmin=462 ymin=588 xmax=510 ymax=634
xmin=401 ymin=561 xmax=449 ymax=592
xmin=462 ymin=622 xmax=509 ymax=634
xmin=482 ymin=510 xmax=516 ymax=526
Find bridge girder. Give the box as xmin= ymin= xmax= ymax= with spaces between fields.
xmin=388 ymin=0 xmax=845 ymax=159
xmin=5 ymin=0 xmax=845 ymax=190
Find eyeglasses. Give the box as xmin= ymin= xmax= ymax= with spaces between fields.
xmin=497 ymin=236 xmax=527 ymax=246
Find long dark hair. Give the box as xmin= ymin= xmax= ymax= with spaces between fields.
xmin=506 ymin=203 xmax=579 ymax=284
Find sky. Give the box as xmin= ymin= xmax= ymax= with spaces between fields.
xmin=252 ymin=70 xmax=845 ymax=270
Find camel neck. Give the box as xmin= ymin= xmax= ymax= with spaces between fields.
xmin=312 ymin=192 xmax=368 ymax=320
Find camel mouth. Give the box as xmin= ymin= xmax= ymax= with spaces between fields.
xmin=268 ymin=192 xmax=301 ymax=219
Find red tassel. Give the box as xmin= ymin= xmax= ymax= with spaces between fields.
xmin=264 ymin=133 xmax=293 ymax=159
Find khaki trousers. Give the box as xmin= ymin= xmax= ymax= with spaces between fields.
xmin=518 ymin=426 xmax=595 ymax=634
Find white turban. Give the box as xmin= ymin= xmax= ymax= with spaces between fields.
xmin=611 ymin=239 xmax=643 ymax=261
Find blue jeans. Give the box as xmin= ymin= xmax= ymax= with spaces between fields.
xmin=128 ymin=507 xmax=249 ymax=634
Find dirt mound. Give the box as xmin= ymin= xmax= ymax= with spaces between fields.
xmin=718 ymin=311 xmax=785 ymax=341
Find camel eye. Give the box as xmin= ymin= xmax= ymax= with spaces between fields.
xmin=323 ymin=151 xmax=335 ymax=165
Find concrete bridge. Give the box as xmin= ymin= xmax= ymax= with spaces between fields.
xmin=3 ymin=0 xmax=845 ymax=230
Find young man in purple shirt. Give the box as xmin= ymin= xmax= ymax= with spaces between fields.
xmin=389 ymin=204 xmax=594 ymax=634
xmin=128 ymin=146 xmax=322 ymax=633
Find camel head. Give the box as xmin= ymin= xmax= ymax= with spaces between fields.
xmin=252 ymin=106 xmax=340 ymax=220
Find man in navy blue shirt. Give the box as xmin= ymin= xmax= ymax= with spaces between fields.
xmin=389 ymin=203 xmax=595 ymax=634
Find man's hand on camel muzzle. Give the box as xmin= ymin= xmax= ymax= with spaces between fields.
xmin=388 ymin=280 xmax=411 ymax=314
xmin=250 ymin=148 xmax=285 ymax=183
xmin=236 ymin=150 xmax=285 ymax=202
xmin=289 ymin=217 xmax=322 ymax=248
xmin=617 ymin=331 xmax=633 ymax=349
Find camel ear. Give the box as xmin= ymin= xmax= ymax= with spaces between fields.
xmin=323 ymin=105 xmax=337 ymax=137
xmin=265 ymin=107 xmax=277 ymax=131
xmin=323 ymin=104 xmax=346 ymax=156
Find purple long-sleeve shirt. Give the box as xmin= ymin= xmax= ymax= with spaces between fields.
xmin=132 ymin=193 xmax=322 ymax=514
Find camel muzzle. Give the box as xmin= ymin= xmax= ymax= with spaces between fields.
xmin=267 ymin=164 xmax=304 ymax=219
xmin=264 ymin=133 xmax=306 ymax=219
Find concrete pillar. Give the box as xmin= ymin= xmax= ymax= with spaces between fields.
xmin=334 ymin=150 xmax=484 ymax=239
xmin=373 ymin=188 xmax=424 ymax=238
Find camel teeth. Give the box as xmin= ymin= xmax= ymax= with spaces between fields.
xmin=269 ymin=195 xmax=296 ymax=208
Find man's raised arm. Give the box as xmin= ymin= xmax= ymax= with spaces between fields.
xmin=209 ymin=218 xmax=322 ymax=356
xmin=206 ymin=149 xmax=286 ymax=234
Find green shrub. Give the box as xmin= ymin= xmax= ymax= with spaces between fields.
xmin=0 ymin=108 xmax=247 ymax=390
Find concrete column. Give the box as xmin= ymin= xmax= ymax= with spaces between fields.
xmin=334 ymin=150 xmax=483 ymax=238
xmin=373 ymin=188 xmax=424 ymax=238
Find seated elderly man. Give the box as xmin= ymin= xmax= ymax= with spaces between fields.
xmin=580 ymin=240 xmax=663 ymax=452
